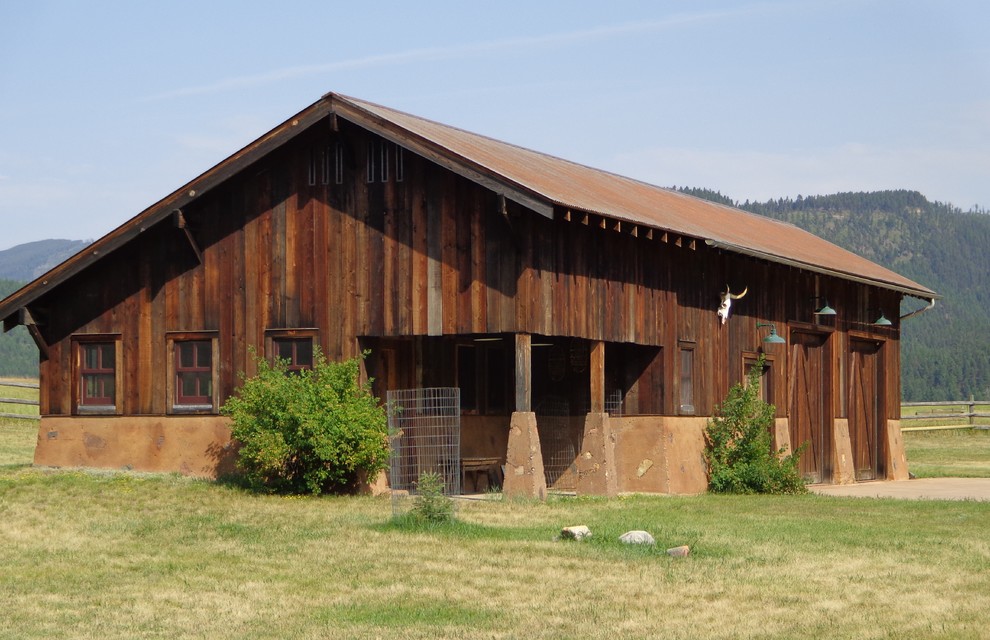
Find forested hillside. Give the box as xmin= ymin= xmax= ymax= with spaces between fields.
xmin=678 ymin=188 xmax=990 ymax=401
xmin=0 ymin=239 xmax=89 ymax=282
xmin=0 ymin=278 xmax=36 ymax=378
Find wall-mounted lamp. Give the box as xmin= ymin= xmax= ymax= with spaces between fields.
xmin=756 ymin=322 xmax=786 ymax=344
xmin=873 ymin=312 xmax=892 ymax=326
xmin=812 ymin=296 xmax=836 ymax=316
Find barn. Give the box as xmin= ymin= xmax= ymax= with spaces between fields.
xmin=0 ymin=92 xmax=937 ymax=496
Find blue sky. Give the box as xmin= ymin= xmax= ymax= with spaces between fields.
xmin=1 ymin=0 xmax=988 ymax=251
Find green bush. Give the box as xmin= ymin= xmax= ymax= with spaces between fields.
xmin=221 ymin=350 xmax=389 ymax=495
xmin=410 ymin=470 xmax=455 ymax=524
xmin=705 ymin=355 xmax=806 ymax=494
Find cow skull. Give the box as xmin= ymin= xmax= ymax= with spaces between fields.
xmin=717 ymin=285 xmax=748 ymax=324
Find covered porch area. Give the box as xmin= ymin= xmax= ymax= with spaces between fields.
xmin=362 ymin=332 xmax=707 ymax=497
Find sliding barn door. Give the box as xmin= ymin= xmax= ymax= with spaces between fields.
xmin=848 ymin=339 xmax=885 ymax=481
xmin=789 ymin=331 xmax=832 ymax=483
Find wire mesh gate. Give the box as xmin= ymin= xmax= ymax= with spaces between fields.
xmin=387 ymin=387 xmax=461 ymax=516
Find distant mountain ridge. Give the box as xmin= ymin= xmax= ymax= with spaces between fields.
xmin=0 ymin=239 xmax=90 ymax=282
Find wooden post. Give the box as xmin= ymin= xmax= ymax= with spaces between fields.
xmin=590 ymin=340 xmax=605 ymax=413
xmin=515 ymin=333 xmax=531 ymax=412
xmin=970 ymin=395 xmax=976 ymax=427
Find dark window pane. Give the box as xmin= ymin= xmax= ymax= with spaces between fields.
xmin=84 ymin=345 xmax=99 ymax=369
xmin=679 ymin=348 xmax=694 ymax=414
xmin=102 ymin=345 xmax=115 ymax=369
xmin=199 ymin=375 xmax=212 ymax=398
xmin=295 ymin=340 xmax=313 ymax=368
xmin=197 ymin=344 xmax=212 ymax=368
xmin=179 ymin=342 xmax=195 ymax=368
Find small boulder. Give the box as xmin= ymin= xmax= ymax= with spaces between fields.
xmin=666 ymin=545 xmax=691 ymax=557
xmin=560 ymin=525 xmax=592 ymax=541
xmin=619 ymin=530 xmax=656 ymax=545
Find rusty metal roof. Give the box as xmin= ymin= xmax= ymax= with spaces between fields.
xmin=335 ymin=93 xmax=936 ymax=300
xmin=0 ymin=91 xmax=936 ymax=326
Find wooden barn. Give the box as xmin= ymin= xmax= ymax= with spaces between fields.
xmin=0 ymin=92 xmax=937 ymax=496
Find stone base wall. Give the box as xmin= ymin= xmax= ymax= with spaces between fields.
xmin=34 ymin=416 xmax=237 ymax=478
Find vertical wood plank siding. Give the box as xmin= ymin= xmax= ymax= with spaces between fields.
xmin=33 ymin=119 xmax=900 ymax=418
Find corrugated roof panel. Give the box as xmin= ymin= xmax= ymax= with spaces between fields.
xmin=340 ymin=94 xmax=935 ymax=298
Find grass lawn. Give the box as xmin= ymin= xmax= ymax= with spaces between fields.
xmin=0 ymin=468 xmax=988 ymax=638
xmin=2 ymin=396 xmax=989 ymax=638
xmin=0 ymin=466 xmax=990 ymax=639
xmin=904 ymin=428 xmax=990 ymax=478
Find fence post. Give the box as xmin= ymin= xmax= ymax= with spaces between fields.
xmin=970 ymin=395 xmax=976 ymax=427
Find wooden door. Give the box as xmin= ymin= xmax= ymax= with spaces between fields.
xmin=849 ymin=339 xmax=884 ymax=481
xmin=789 ymin=331 xmax=831 ymax=483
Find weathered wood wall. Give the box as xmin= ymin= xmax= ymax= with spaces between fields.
xmin=34 ymin=117 xmax=902 ymax=422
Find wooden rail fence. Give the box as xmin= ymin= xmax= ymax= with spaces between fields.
xmin=901 ymin=398 xmax=989 ymax=431
xmin=1 ymin=380 xmax=986 ymax=430
xmin=0 ymin=381 xmax=40 ymax=421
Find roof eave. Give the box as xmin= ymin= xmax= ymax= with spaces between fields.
xmin=704 ymin=239 xmax=939 ymax=301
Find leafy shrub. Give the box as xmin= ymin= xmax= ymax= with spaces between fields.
xmin=221 ymin=349 xmax=389 ymax=495
xmin=705 ymin=356 xmax=806 ymax=494
xmin=410 ymin=470 xmax=455 ymax=524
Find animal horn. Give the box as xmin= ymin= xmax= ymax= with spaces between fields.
xmin=730 ymin=286 xmax=748 ymax=300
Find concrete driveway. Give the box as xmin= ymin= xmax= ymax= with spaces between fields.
xmin=811 ymin=478 xmax=990 ymax=501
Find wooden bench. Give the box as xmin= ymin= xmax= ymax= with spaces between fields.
xmin=461 ymin=457 xmax=503 ymax=493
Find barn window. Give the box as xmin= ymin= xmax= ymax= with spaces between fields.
xmin=743 ymin=352 xmax=774 ymax=405
xmin=174 ymin=341 xmax=214 ymax=408
xmin=266 ymin=330 xmax=317 ymax=374
xmin=395 ymin=146 xmax=404 ymax=182
xmin=308 ymin=148 xmax=318 ymax=186
xmin=73 ymin=336 xmax=121 ymax=414
xmin=366 ymin=140 xmax=398 ymax=183
xmin=334 ymin=142 xmax=344 ymax=184
xmin=366 ymin=141 xmax=376 ymax=183
xmin=678 ymin=344 xmax=695 ymax=415
xmin=166 ymin=333 xmax=218 ymax=413
xmin=320 ymin=146 xmax=331 ymax=185
xmin=379 ymin=142 xmax=389 ymax=182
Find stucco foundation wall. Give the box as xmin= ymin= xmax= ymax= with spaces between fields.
xmin=34 ymin=416 xmax=237 ymax=478
xmin=611 ymin=416 xmax=708 ymax=495
xmin=831 ymin=418 xmax=856 ymax=485
xmin=886 ymin=419 xmax=909 ymax=480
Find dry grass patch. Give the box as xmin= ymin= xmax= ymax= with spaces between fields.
xmin=2 ymin=468 xmax=988 ymax=639
xmin=904 ymin=429 xmax=990 ymax=478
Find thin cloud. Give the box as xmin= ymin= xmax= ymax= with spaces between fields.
xmin=140 ymin=5 xmax=769 ymax=102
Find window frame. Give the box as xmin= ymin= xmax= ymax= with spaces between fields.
xmin=677 ymin=341 xmax=696 ymax=415
xmin=72 ymin=334 xmax=122 ymax=415
xmin=167 ymin=332 xmax=219 ymax=414
xmin=265 ymin=329 xmax=318 ymax=374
